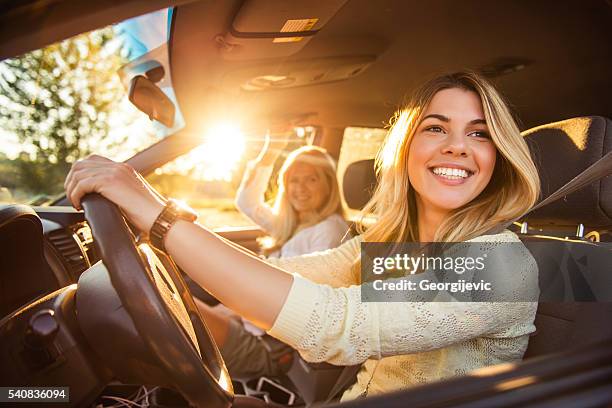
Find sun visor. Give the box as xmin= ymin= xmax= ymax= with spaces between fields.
xmin=218 ymin=0 xmax=348 ymax=61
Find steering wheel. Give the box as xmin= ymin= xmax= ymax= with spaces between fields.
xmin=77 ymin=194 xmax=233 ymax=407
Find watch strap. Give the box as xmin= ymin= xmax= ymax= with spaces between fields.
xmin=149 ymin=199 xmax=196 ymax=251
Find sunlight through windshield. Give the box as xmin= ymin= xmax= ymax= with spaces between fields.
xmin=0 ymin=8 xmax=176 ymax=205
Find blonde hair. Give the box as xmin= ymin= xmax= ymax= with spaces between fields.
xmin=358 ymin=71 xmax=540 ymax=245
xmin=263 ymin=146 xmax=344 ymax=251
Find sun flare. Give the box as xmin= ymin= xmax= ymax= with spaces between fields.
xmin=198 ymin=123 xmax=246 ymax=181
xmin=166 ymin=122 xmax=246 ymax=181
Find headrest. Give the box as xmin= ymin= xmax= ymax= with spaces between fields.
xmin=342 ymin=116 xmax=611 ymax=228
xmin=523 ymin=116 xmax=611 ymax=228
xmin=343 ymin=159 xmax=376 ymax=210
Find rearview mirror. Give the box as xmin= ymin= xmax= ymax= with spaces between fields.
xmin=128 ymin=75 xmax=176 ymax=127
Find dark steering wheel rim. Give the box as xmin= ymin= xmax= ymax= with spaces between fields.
xmin=81 ymin=193 xmax=233 ymax=407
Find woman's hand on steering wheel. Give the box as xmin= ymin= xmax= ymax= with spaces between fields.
xmin=64 ymin=154 xmax=164 ymax=233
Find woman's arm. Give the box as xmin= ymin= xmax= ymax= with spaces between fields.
xmin=64 ymin=155 xmax=294 ymax=329
xmin=162 ymin=215 xmax=537 ymax=365
xmin=235 ymin=132 xmax=289 ymax=233
xmin=268 ymin=237 xmax=539 ymax=365
xmin=269 ymin=277 xmax=537 ymax=365
xmin=235 ymin=164 xmax=276 ymax=233
xmin=265 ymin=236 xmax=361 ymax=288
xmin=165 ymin=218 xmax=294 ymax=329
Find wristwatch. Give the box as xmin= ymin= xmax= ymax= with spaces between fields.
xmin=149 ymin=199 xmax=198 ymax=252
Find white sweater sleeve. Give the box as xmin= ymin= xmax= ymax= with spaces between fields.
xmin=235 ymin=163 xmax=276 ymax=233
xmin=267 ymin=232 xmax=538 ymax=366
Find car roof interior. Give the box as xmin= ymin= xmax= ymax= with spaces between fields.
xmin=2 ymin=1 xmax=611 ymax=132
xmin=169 ymin=0 xmax=612 ymax=134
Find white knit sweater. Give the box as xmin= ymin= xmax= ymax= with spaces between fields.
xmin=266 ymin=230 xmax=538 ymax=401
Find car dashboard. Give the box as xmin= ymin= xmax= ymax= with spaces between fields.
xmin=38 ymin=207 xmax=98 ymax=288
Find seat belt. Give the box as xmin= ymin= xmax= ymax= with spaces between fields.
xmin=323 ymin=151 xmax=611 ymax=404
xmin=322 ymin=364 xmax=361 ymax=404
xmin=487 ymin=150 xmax=612 ymax=234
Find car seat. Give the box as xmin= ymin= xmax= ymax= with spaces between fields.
xmin=519 ymin=116 xmax=612 ymax=357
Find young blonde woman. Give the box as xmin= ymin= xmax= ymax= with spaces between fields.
xmin=65 ymin=71 xmax=540 ymax=401
xmin=235 ymin=139 xmax=349 ymax=257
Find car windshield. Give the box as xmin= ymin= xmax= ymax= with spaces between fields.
xmin=0 ymin=7 xmax=318 ymax=230
xmin=0 ymin=8 xmax=180 ymax=206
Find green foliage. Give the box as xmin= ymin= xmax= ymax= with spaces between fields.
xmin=0 ymin=28 xmax=128 ymax=198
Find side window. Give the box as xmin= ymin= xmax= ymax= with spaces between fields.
xmin=145 ymin=127 xmax=309 ymax=230
xmin=337 ymin=127 xmax=387 ymax=218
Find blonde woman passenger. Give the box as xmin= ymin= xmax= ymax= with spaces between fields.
xmin=65 ymin=71 xmax=541 ymax=401
xmin=203 ymin=137 xmax=351 ymax=378
xmin=236 ymin=136 xmax=349 ymax=258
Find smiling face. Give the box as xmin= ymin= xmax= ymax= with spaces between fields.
xmin=407 ymin=88 xmax=497 ymax=217
xmin=286 ymin=161 xmax=330 ymax=217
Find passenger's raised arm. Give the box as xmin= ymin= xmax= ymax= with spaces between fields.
xmin=234 ymin=131 xmax=290 ymax=233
